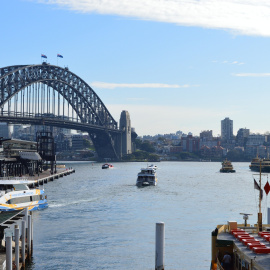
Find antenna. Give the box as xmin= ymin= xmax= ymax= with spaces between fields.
xmin=240 ymin=213 xmax=253 ymax=227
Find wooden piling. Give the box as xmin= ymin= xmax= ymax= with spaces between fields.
xmin=5 ymin=232 xmax=12 ymax=270
xmin=22 ymin=220 xmax=26 ymax=269
xmin=15 ymin=225 xmax=20 ymax=270
xmin=27 ymin=215 xmax=32 ymax=259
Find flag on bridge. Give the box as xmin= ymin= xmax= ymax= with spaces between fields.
xmin=57 ymin=54 xmax=63 ymax=58
xmin=41 ymin=54 xmax=47 ymax=59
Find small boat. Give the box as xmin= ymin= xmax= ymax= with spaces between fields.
xmin=220 ymin=159 xmax=235 ymax=173
xmin=148 ymin=164 xmax=158 ymax=170
xmin=0 ymin=179 xmax=48 ymax=211
xmin=249 ymin=155 xmax=270 ymax=172
xmin=210 ymin=166 xmax=270 ymax=270
xmin=136 ymin=167 xmax=157 ymax=187
xmin=102 ymin=163 xmax=113 ymax=169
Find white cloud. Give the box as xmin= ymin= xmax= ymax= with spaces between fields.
xmin=213 ymin=60 xmax=243 ymax=65
xmin=233 ymin=73 xmax=270 ymax=77
xmin=91 ymin=81 xmax=193 ymax=89
xmin=41 ymin=0 xmax=270 ymax=36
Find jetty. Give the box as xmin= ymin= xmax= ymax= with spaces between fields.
xmin=25 ymin=167 xmax=75 ymax=187
xmin=0 ymin=134 xmax=75 ymax=269
xmin=0 ymin=167 xmax=75 ymax=270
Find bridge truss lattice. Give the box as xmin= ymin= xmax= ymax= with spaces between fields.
xmin=0 ymin=63 xmax=122 ymax=160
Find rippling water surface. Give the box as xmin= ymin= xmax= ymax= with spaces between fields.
xmin=27 ymin=161 xmax=266 ymax=270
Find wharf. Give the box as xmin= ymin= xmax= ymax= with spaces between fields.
xmin=24 ymin=167 xmax=75 ymax=186
xmin=0 ymin=167 xmax=75 ymax=269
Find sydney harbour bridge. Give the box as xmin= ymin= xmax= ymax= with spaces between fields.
xmin=0 ymin=63 xmax=135 ymax=160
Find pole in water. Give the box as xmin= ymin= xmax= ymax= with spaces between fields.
xmin=5 ymin=230 xmax=12 ymax=270
xmin=15 ymin=225 xmax=20 ymax=270
xmin=155 ymin=222 xmax=165 ymax=270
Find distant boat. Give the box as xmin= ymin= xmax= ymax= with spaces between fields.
xmin=136 ymin=167 xmax=157 ymax=187
xmin=220 ymin=159 xmax=235 ymax=173
xmin=148 ymin=164 xmax=158 ymax=170
xmin=249 ymin=155 xmax=270 ymax=172
xmin=102 ymin=163 xmax=113 ymax=169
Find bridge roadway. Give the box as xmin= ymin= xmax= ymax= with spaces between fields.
xmin=0 ymin=115 xmax=121 ymax=134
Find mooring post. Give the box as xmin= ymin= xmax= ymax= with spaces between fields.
xmin=23 ymin=208 xmax=29 ymax=228
xmin=15 ymin=225 xmax=20 ymax=270
xmin=5 ymin=231 xmax=12 ymax=270
xmin=31 ymin=213 xmax=34 ymax=254
xmin=155 ymin=222 xmax=165 ymax=270
xmin=27 ymin=215 xmax=32 ymax=259
xmin=22 ymin=220 xmax=26 ymax=269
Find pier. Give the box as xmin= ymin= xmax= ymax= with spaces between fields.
xmin=26 ymin=167 xmax=75 ymax=187
xmin=0 ymin=167 xmax=75 ymax=269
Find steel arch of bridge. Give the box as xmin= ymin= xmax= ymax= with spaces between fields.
xmin=0 ymin=63 xmax=122 ymax=160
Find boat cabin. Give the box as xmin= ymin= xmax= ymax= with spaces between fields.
xmin=211 ymin=221 xmax=270 ymax=270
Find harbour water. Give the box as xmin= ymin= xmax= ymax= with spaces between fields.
xmin=27 ymin=161 xmax=267 ymax=270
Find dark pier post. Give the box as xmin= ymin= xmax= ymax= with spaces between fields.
xmin=27 ymin=215 xmax=32 ymax=259
xmin=5 ymin=231 xmax=12 ymax=270
xmin=22 ymin=220 xmax=26 ymax=268
xmin=15 ymin=225 xmax=20 ymax=269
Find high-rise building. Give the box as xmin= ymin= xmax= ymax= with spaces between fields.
xmin=236 ymin=128 xmax=250 ymax=147
xmin=221 ymin=117 xmax=233 ymax=141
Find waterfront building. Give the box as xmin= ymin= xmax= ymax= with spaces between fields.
xmin=236 ymin=128 xmax=250 ymax=147
xmin=199 ymin=130 xmax=216 ymax=148
xmin=12 ymin=124 xmax=24 ymax=139
xmin=181 ymin=133 xmax=200 ymax=153
xmin=55 ymin=133 xmax=72 ymax=151
xmin=0 ymin=123 xmax=10 ymax=139
xmin=170 ymin=146 xmax=183 ymax=153
xmin=221 ymin=117 xmax=233 ymax=141
xmin=246 ymin=134 xmax=266 ymax=147
xmin=72 ymin=134 xmax=84 ymax=150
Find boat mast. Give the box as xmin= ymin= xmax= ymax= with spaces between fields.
xmin=258 ymin=159 xmax=262 ymax=231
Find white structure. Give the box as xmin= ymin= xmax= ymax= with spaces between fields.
xmin=221 ymin=117 xmax=233 ymax=141
xmin=246 ymin=134 xmax=266 ymax=146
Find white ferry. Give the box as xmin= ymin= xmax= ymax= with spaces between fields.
xmin=136 ymin=167 xmax=157 ymax=186
xmin=0 ymin=179 xmax=48 ymax=211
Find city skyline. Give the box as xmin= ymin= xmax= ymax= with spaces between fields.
xmin=2 ymin=1 xmax=270 ymax=136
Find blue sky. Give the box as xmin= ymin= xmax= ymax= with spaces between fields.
xmin=2 ymin=0 xmax=270 ymax=136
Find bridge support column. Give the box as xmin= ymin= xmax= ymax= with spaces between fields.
xmin=119 ymin=110 xmax=132 ymax=156
xmin=89 ymin=130 xmax=120 ymax=161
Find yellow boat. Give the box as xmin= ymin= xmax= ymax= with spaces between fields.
xmin=220 ymin=159 xmax=235 ymax=173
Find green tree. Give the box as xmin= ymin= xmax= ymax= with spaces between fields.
xmin=140 ymin=141 xmax=155 ymax=153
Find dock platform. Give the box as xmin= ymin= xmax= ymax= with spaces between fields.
xmin=0 ymin=167 xmax=75 ymax=269
xmin=26 ymin=167 xmax=75 ymax=186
